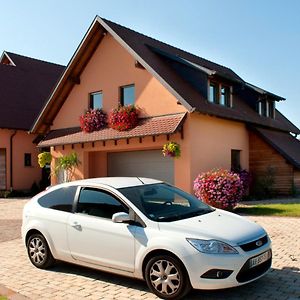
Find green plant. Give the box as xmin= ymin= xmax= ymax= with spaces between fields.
xmin=162 ymin=142 xmax=181 ymax=158
xmin=251 ymin=166 xmax=276 ymax=199
xmin=54 ymin=152 xmax=80 ymax=182
xmin=38 ymin=152 xmax=52 ymax=168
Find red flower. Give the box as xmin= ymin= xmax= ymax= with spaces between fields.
xmin=108 ymin=105 xmax=139 ymax=131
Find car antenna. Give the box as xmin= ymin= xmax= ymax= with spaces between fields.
xmin=137 ymin=177 xmax=145 ymax=184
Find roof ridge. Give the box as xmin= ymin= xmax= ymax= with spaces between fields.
xmin=6 ymin=51 xmax=65 ymax=67
xmin=100 ymin=16 xmax=237 ymax=75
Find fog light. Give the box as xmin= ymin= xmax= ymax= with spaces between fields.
xmin=201 ymin=269 xmax=233 ymax=279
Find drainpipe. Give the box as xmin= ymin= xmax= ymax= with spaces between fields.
xmin=10 ymin=130 xmax=17 ymax=191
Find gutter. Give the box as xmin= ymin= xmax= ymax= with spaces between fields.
xmin=10 ymin=130 xmax=17 ymax=191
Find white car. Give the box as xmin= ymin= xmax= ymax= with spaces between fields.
xmin=22 ymin=177 xmax=272 ymax=299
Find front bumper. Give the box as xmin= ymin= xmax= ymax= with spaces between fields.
xmin=183 ymin=241 xmax=272 ymax=290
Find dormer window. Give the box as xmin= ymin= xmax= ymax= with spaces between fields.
xmin=220 ymin=85 xmax=230 ymax=106
xmin=209 ymin=82 xmax=218 ymax=103
xmin=208 ymin=81 xmax=232 ymax=107
xmin=257 ymin=99 xmax=275 ymax=118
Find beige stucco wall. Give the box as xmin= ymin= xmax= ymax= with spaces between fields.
xmin=0 ymin=129 xmax=41 ymax=190
xmin=52 ymin=33 xmax=186 ymax=130
xmin=48 ymin=32 xmax=250 ymax=194
xmin=188 ymin=114 xmax=249 ymax=187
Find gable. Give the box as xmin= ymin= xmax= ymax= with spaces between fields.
xmin=52 ymin=33 xmax=186 ymax=130
xmin=31 ymin=16 xmax=300 ymax=135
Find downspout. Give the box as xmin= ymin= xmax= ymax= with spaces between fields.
xmin=10 ymin=130 xmax=17 ymax=191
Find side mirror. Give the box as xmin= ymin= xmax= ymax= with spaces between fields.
xmin=112 ymin=212 xmax=131 ymax=223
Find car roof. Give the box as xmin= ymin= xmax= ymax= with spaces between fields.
xmin=51 ymin=177 xmax=163 ymax=189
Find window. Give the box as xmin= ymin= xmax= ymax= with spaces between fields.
xmin=220 ymin=85 xmax=230 ymax=106
xmin=77 ymin=188 xmax=128 ymax=219
xmin=231 ymin=150 xmax=241 ymax=172
xmin=268 ymin=101 xmax=275 ymax=118
xmin=209 ymin=83 xmax=218 ymax=103
xmin=24 ymin=153 xmax=32 ymax=167
xmin=119 ymin=183 xmax=214 ymax=222
xmin=89 ymin=91 xmax=103 ymax=109
xmin=208 ymin=82 xmax=231 ymax=107
xmin=258 ymin=100 xmax=275 ymax=118
xmin=38 ymin=186 xmax=78 ymax=212
xmin=120 ymin=84 xmax=135 ymax=106
xmin=260 ymin=101 xmax=267 ymax=117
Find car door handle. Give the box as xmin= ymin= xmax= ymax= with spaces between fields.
xmin=70 ymin=221 xmax=82 ymax=231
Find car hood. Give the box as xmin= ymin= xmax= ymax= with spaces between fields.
xmin=158 ymin=209 xmax=266 ymax=246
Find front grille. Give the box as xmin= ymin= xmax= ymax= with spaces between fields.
xmin=236 ymin=251 xmax=272 ymax=283
xmin=239 ymin=235 xmax=268 ymax=252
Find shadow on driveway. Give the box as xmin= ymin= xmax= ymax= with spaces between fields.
xmin=48 ymin=261 xmax=300 ymax=299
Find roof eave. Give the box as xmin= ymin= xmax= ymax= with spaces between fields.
xmin=30 ymin=16 xmax=104 ymax=134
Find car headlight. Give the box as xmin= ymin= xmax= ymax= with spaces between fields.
xmin=187 ymin=238 xmax=238 ymax=254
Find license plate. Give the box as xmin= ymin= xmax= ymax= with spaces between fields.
xmin=249 ymin=250 xmax=271 ymax=268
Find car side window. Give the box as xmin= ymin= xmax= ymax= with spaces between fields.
xmin=38 ymin=186 xmax=77 ymax=212
xmin=77 ymin=188 xmax=129 ymax=219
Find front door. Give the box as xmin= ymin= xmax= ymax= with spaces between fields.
xmin=67 ymin=187 xmax=136 ymax=272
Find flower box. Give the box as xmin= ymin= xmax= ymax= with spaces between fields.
xmin=108 ymin=105 xmax=139 ymax=131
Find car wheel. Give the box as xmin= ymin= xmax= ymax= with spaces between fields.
xmin=27 ymin=233 xmax=55 ymax=269
xmin=145 ymin=255 xmax=191 ymax=299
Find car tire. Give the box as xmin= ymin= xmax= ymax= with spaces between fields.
xmin=145 ymin=255 xmax=191 ymax=299
xmin=27 ymin=233 xmax=55 ymax=269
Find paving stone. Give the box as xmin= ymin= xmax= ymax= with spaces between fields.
xmin=0 ymin=199 xmax=299 ymax=299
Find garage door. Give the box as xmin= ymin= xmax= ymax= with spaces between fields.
xmin=108 ymin=150 xmax=174 ymax=184
xmin=0 ymin=149 xmax=6 ymax=190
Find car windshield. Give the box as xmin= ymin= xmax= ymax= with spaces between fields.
xmin=118 ymin=183 xmax=214 ymax=222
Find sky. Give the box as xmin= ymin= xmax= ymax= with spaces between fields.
xmin=0 ymin=0 xmax=299 ymax=128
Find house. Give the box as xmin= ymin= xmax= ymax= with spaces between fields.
xmin=0 ymin=51 xmax=64 ymax=191
xmin=31 ymin=16 xmax=300 ymax=195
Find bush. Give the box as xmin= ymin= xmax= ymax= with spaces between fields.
xmin=193 ymin=169 xmax=244 ymax=210
xmin=108 ymin=105 xmax=139 ymax=131
xmin=233 ymin=169 xmax=251 ymax=198
xmin=80 ymin=109 xmax=107 ymax=133
xmin=251 ymin=166 xmax=276 ymax=199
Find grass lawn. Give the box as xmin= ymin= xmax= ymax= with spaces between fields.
xmin=0 ymin=296 xmax=8 ymax=300
xmin=235 ymin=203 xmax=300 ymax=217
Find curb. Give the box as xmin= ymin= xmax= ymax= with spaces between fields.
xmin=0 ymin=284 xmax=28 ymax=300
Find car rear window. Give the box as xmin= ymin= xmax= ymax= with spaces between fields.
xmin=38 ymin=186 xmax=77 ymax=212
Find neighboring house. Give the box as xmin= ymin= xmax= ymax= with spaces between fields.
xmin=0 ymin=51 xmax=64 ymax=191
xmin=31 ymin=16 xmax=300 ymax=195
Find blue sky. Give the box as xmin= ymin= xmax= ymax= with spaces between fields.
xmin=1 ymin=0 xmax=299 ymax=128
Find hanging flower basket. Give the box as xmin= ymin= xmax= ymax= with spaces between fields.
xmin=162 ymin=142 xmax=181 ymax=158
xmin=80 ymin=109 xmax=107 ymax=133
xmin=108 ymin=104 xmax=139 ymax=131
xmin=38 ymin=152 xmax=52 ymax=168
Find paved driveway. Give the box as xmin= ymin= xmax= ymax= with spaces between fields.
xmin=0 ymin=199 xmax=299 ymax=300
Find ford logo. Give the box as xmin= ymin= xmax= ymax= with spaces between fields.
xmin=256 ymin=240 xmax=263 ymax=247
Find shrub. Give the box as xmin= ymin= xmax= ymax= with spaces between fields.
xmin=80 ymin=109 xmax=107 ymax=133
xmin=251 ymin=166 xmax=276 ymax=199
xmin=108 ymin=105 xmax=139 ymax=131
xmin=162 ymin=142 xmax=181 ymax=158
xmin=234 ymin=169 xmax=251 ymax=198
xmin=193 ymin=169 xmax=243 ymax=210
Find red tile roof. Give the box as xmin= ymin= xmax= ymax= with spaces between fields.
xmin=38 ymin=113 xmax=186 ymax=147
